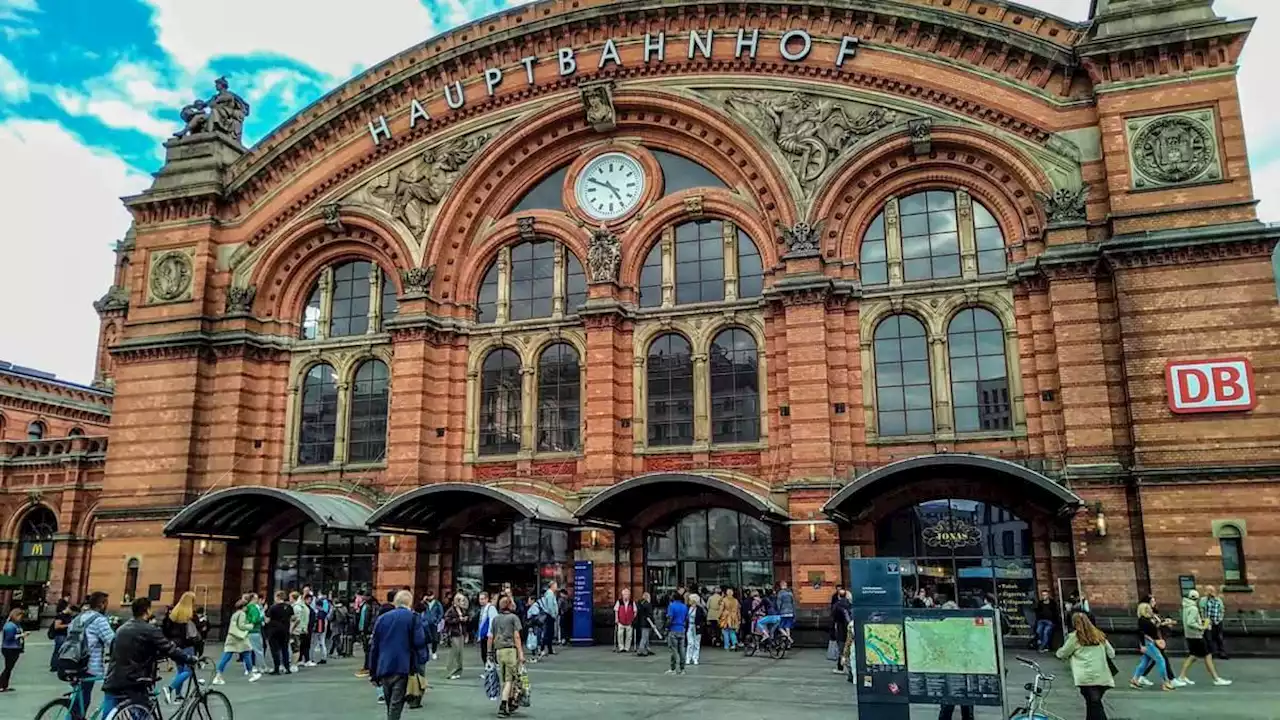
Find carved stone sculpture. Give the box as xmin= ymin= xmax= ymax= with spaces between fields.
xmin=517 ymin=216 xmax=536 ymax=240
xmin=723 ymin=91 xmax=897 ymax=184
xmin=401 ymin=265 xmax=436 ymax=296
xmin=148 ymin=250 xmax=194 ymax=303
xmin=321 ymin=203 xmax=344 ymax=232
xmin=358 ymin=131 xmax=492 ymax=240
xmin=93 ymin=285 xmax=130 ymax=313
xmin=224 ymin=284 xmax=256 ymax=314
xmin=174 ymin=77 xmax=251 ymax=143
xmin=586 ymin=226 xmax=621 ymax=283
xmin=580 ymin=81 xmax=616 ymax=132
xmin=1037 ymin=185 xmax=1089 ymax=225
xmin=776 ymin=219 xmax=824 ymax=256
xmin=1128 ymin=111 xmax=1220 ymax=188
xmin=908 ymin=117 xmax=933 ymax=156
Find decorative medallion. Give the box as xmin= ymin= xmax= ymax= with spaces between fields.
xmin=776 ymin=219 xmax=823 ymax=256
xmin=1037 ymin=184 xmax=1089 ymax=225
xmin=147 ymin=248 xmax=194 ymax=303
xmin=921 ymin=518 xmax=983 ymax=550
xmin=1126 ymin=109 xmax=1221 ymax=189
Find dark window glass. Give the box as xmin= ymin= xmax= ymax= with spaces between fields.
xmin=537 ymin=343 xmax=581 ymax=452
xmin=541 ymin=527 xmax=569 ymax=563
xmin=479 ymin=348 xmax=522 ymax=455
xmin=646 ymin=526 xmax=676 ymax=560
xmin=271 ymin=522 xmax=377 ymax=598
xmin=301 ymin=285 xmax=322 ymax=340
xmin=948 ymin=308 xmax=1010 ymax=433
xmin=565 ymin=253 xmax=587 ymax=314
xmin=740 ymin=515 xmax=772 ymax=558
xmin=512 ymin=166 xmax=569 ymax=212
xmin=860 ymin=212 xmax=888 ymax=286
xmin=710 ymin=328 xmax=760 ymax=443
xmin=298 ymin=364 xmax=338 ymax=465
xmin=15 ymin=507 xmax=56 ymax=584
xmin=646 ymin=333 xmax=694 ymax=446
xmin=674 ymin=220 xmax=725 ymax=305
xmin=874 ymin=315 xmax=933 ymax=436
xmin=124 ymin=558 xmax=140 ymax=601
xmin=652 ymin=149 xmax=728 ymax=194
xmin=678 ymin=511 xmax=709 ymax=558
xmin=509 ymin=241 xmax=556 ymax=321
xmin=68 ymin=427 xmax=84 ymax=437
xmin=737 ymin=231 xmax=764 ymax=298
xmin=1219 ymin=525 xmax=1245 ymax=583
xmin=380 ymin=270 xmax=398 ymax=329
xmin=348 ymin=360 xmax=390 ymax=463
xmin=329 ymin=261 xmax=372 ymax=337
xmin=974 ymin=203 xmax=1007 ymax=275
xmin=639 ymin=242 xmax=663 ymax=308
xmin=899 ymin=191 xmax=961 ymax=282
xmin=477 ymin=262 xmax=500 ymax=323
xmin=707 ymin=509 xmax=740 ymax=560
xmin=26 ymin=420 xmax=45 ymax=441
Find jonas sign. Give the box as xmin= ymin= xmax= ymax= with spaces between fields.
xmin=1166 ymin=358 xmax=1257 ymax=414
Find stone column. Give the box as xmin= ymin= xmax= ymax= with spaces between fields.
xmin=659 ymin=227 xmax=676 ymax=308
xmin=884 ymin=199 xmax=904 ymax=287
xmin=317 ymin=267 xmax=334 ymax=340
xmin=929 ymin=336 xmax=954 ymax=435
xmin=692 ymin=353 xmax=710 ymax=449
xmin=957 ymin=190 xmax=978 ymax=281
xmin=496 ymin=248 xmax=511 ymax=324
xmin=366 ymin=262 xmax=381 ymax=333
xmin=519 ymin=366 xmax=537 ymax=455
xmin=333 ymin=380 xmax=351 ymax=464
xmin=723 ymin=221 xmax=739 ymax=301
xmin=283 ymin=384 xmax=300 ymax=469
xmin=552 ymin=244 xmax=566 ymax=317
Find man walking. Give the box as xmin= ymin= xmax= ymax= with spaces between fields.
xmin=537 ymin=581 xmax=559 ymax=658
xmin=1176 ymin=589 xmax=1231 ymax=687
xmin=487 ymin=595 xmax=525 ymax=717
xmin=776 ymin=581 xmax=796 ymax=642
xmin=614 ymin=589 xmax=636 ymax=652
xmin=66 ymin=592 xmax=115 ymax=720
xmin=310 ymin=591 xmax=331 ymax=665
xmin=1201 ymin=586 xmax=1228 ymax=659
xmin=264 ymin=591 xmax=294 ymax=675
xmin=664 ymin=590 xmax=688 ymax=675
xmin=1033 ymin=590 xmax=1057 ymax=652
xmin=635 ymin=592 xmax=654 ymax=656
xmin=367 ymin=590 xmax=427 ymax=720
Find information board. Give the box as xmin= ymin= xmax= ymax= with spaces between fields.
xmin=571 ymin=560 xmax=594 ymax=646
xmin=903 ymin=609 xmax=1003 ymax=707
xmin=850 ymin=558 xmax=910 ymax=720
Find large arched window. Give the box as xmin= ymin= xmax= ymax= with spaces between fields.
xmin=537 ymin=343 xmax=581 ymax=452
xmin=348 ymin=360 xmax=390 ymax=463
xmin=948 ymin=308 xmax=1010 ymax=432
xmin=675 ymin=220 xmax=725 ymax=304
xmin=647 ymin=333 xmax=694 ymax=447
xmin=638 ymin=244 xmax=663 ymax=308
xmin=298 ymin=364 xmax=338 ymax=465
xmin=859 ymin=190 xmax=1006 ymax=286
xmin=298 ymin=260 xmax=398 ymax=340
xmin=710 ymin=328 xmax=760 ymax=444
xmin=641 ymin=220 xmax=765 ymax=308
xmin=68 ymin=427 xmax=85 ymax=437
xmin=874 ymin=315 xmax=933 ymax=436
xmin=27 ymin=420 xmax=45 ymax=441
xmin=15 ymin=506 xmax=57 ymax=585
xmin=474 ymin=241 xmax=586 ymax=324
xmin=479 ymin=348 xmax=522 ymax=455
xmin=900 ymin=191 xmax=961 ymax=281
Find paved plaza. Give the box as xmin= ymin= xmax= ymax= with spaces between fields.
xmin=6 ymin=640 xmax=1280 ymax=719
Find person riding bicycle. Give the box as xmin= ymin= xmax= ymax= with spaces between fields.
xmin=61 ymin=591 xmax=114 ymax=720
xmin=753 ymin=614 xmax=782 ymax=642
xmin=101 ymin=597 xmax=194 ymax=717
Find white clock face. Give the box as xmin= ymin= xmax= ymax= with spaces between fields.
xmin=575 ymin=152 xmax=646 ymax=221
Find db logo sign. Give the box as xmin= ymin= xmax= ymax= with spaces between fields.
xmin=1166 ymin=359 xmax=1257 ymax=414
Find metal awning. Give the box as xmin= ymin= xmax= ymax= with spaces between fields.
xmin=367 ymin=483 xmax=576 ymax=534
xmin=163 ymin=487 xmax=373 ymax=539
xmin=575 ymin=472 xmax=790 ymax=526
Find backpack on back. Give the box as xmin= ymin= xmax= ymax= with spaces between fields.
xmin=55 ymin=611 xmax=95 ymax=679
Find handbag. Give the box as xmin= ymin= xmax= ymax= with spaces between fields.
xmin=1107 ymin=656 xmax=1120 ymax=677
xmin=826 ymin=639 xmax=840 ymax=662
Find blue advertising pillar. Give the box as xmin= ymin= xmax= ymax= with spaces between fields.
xmin=571 ymin=560 xmax=594 ymax=646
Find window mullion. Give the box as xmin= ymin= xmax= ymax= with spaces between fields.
xmin=553 ymin=244 xmax=566 ymax=317
xmin=957 ymin=190 xmax=978 ymax=280
xmin=497 ymin=247 xmax=511 ymax=324
xmin=334 ymin=379 xmax=351 ymax=464
xmin=692 ymin=352 xmax=709 ymax=448
xmin=520 ymin=364 xmax=536 ymax=455
xmin=885 ymin=199 xmax=903 ymax=287
xmin=660 ymin=227 xmax=676 ymax=308
xmin=931 ymin=334 xmax=953 ymax=436
xmin=723 ymin=221 xmax=739 ymax=301
xmin=366 ymin=263 xmax=381 ymax=334
xmin=317 ymin=267 xmax=334 ymax=340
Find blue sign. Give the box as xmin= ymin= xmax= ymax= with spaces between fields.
xmin=571 ymin=560 xmax=594 ymax=646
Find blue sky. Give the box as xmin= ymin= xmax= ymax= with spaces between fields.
xmin=0 ymin=0 xmax=1275 ymax=384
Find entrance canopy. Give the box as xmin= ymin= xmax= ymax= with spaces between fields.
xmin=367 ymin=483 xmax=575 ymax=535
xmin=576 ymin=472 xmax=789 ymax=527
xmin=821 ymin=453 xmax=1082 ymax=522
xmin=163 ymin=487 xmax=373 ymax=540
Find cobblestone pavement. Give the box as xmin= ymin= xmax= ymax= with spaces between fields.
xmin=6 ymin=640 xmax=1280 ymax=719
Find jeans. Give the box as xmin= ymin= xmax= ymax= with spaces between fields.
xmin=938 ymin=705 xmax=975 ymax=720
xmin=616 ymin=623 xmax=633 ymax=651
xmin=668 ymin=632 xmax=687 ymax=672
xmin=1035 ymin=619 xmax=1054 ymax=650
xmin=686 ymin=627 xmax=701 ymax=664
xmin=638 ymin=627 xmax=651 ymax=654
xmin=217 ymin=650 xmax=254 ymax=675
xmin=1133 ymin=639 xmax=1169 ymax=681
xmin=168 ymin=660 xmax=193 ymax=693
xmin=541 ymin=618 xmax=556 ymax=654
xmin=247 ymin=632 xmax=266 ymax=670
xmin=381 ymin=675 xmax=409 ymax=720
xmin=73 ymin=679 xmax=95 ymax=720
xmin=101 ymin=688 xmax=150 ymax=717
xmin=311 ymin=632 xmax=328 ymax=662
xmin=722 ymin=627 xmax=738 ymax=649
xmin=1079 ymin=685 xmax=1108 ymax=720
xmin=1137 ymin=644 xmax=1175 ymax=681
xmin=296 ymin=632 xmax=311 ymax=664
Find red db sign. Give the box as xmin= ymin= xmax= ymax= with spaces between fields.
xmin=1166 ymin=358 xmax=1257 ymax=414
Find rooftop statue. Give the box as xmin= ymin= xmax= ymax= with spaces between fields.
xmin=174 ymin=77 xmax=251 ymax=143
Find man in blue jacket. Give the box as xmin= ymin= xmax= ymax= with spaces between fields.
xmin=776 ymin=581 xmax=796 ymax=642
xmin=368 ymin=590 xmax=427 ymax=720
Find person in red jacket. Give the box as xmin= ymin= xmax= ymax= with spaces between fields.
xmin=614 ymin=589 xmax=637 ymax=652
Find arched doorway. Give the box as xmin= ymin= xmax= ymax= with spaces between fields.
xmin=271 ymin=521 xmax=378 ymax=598
xmin=14 ymin=506 xmax=57 ymax=623
xmin=643 ymin=508 xmax=775 ymax=601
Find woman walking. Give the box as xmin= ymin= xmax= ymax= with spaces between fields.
xmin=213 ymin=595 xmax=262 ymax=685
xmin=1130 ymin=602 xmax=1174 ymax=690
xmin=443 ymin=592 xmax=468 ymax=680
xmin=685 ymin=592 xmax=704 ymax=666
xmin=1055 ymin=613 xmax=1116 ymax=720
xmin=718 ymin=588 xmax=741 ymax=651
xmin=245 ymin=593 xmax=267 ymax=672
xmin=0 ymin=608 xmax=26 ymax=692
xmin=161 ymin=591 xmax=199 ymax=704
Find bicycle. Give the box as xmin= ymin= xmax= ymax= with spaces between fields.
xmin=111 ymin=658 xmax=232 ymax=720
xmin=1008 ymin=656 xmax=1067 ymax=720
xmin=741 ymin=630 xmax=789 ymax=659
xmin=34 ymin=674 xmax=104 ymax=720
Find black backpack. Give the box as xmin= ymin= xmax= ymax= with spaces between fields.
xmin=55 ymin=612 xmax=95 ymax=679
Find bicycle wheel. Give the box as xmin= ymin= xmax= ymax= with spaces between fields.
xmin=184 ymin=691 xmax=232 ymax=720
xmin=34 ymin=697 xmax=71 ymax=720
xmin=768 ymin=642 xmax=785 ymax=660
xmin=104 ymin=701 xmax=160 ymax=720
xmin=743 ymin=638 xmax=757 ymax=657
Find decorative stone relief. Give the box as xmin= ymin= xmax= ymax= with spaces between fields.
xmin=224 ymin=284 xmax=256 ymax=314
xmin=347 ymin=130 xmax=492 ymax=241
xmin=1126 ymin=109 xmax=1221 ymax=189
xmin=93 ymin=285 xmax=130 ymax=313
xmin=776 ymin=219 xmax=823 ymax=256
xmin=716 ymin=90 xmax=897 ymax=185
xmin=683 ymin=195 xmax=704 ymax=216
xmin=517 ymin=216 xmax=536 ymax=240
xmin=1037 ymin=184 xmax=1089 ymax=225
xmin=174 ymin=77 xmax=251 ymax=143
xmin=908 ymin=117 xmax=933 ymax=156
xmin=586 ymin=226 xmax=621 ymax=283
xmin=579 ymin=80 xmax=616 ymax=132
xmin=147 ymin=248 xmax=195 ymax=304
xmin=321 ymin=203 xmax=344 ymax=232
xmin=401 ymin=265 xmax=435 ymax=296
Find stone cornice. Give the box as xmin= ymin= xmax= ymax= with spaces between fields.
xmin=111 ymin=330 xmax=294 ymax=364
xmin=93 ymin=506 xmax=182 ymax=522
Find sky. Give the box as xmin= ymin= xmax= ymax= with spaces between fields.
xmin=0 ymin=0 xmax=1275 ymax=385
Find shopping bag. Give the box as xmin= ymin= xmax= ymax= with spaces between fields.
xmin=518 ymin=665 xmax=532 ymax=707
xmin=826 ymin=639 xmax=840 ymax=661
xmin=406 ymin=672 xmax=426 ymax=708
xmin=483 ymin=664 xmax=500 ymax=700
xmin=525 ymin=630 xmax=538 ymax=652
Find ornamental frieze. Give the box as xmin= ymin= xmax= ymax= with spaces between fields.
xmin=1125 ymin=109 xmax=1222 ymax=190
xmin=146 ymin=248 xmax=195 ymax=304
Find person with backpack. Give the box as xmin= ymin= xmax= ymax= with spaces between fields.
xmin=311 ymin=591 xmax=332 ymax=665
xmin=58 ymin=591 xmax=114 ymax=720
xmin=50 ymin=602 xmax=77 ymax=672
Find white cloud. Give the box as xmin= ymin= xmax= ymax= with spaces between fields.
xmin=53 ymin=87 xmax=173 ymax=138
xmin=143 ymin=0 xmax=437 ymax=80
xmin=0 ymin=120 xmax=150 ymax=384
xmin=0 ymin=52 xmax=28 ymax=101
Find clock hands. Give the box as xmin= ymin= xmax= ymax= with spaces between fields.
xmin=587 ymin=176 xmax=624 ymax=203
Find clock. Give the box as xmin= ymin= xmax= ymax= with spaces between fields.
xmin=574 ymin=152 xmax=646 ymax=221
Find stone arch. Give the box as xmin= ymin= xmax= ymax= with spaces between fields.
xmin=813 ymin=125 xmax=1052 ymax=262
xmin=456 ymin=211 xmax=589 ymax=309
xmin=526 ymin=330 xmax=588 ymax=374
xmin=4 ymin=501 xmax=58 ymax=541
xmin=339 ymin=349 xmax=395 ymax=388
xmin=429 ymin=89 xmax=797 ymax=303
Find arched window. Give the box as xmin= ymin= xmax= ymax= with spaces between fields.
xmin=348 ymin=360 xmax=390 ymax=463
xmin=330 ymin=260 xmax=373 ymax=336
xmin=15 ymin=506 xmax=57 ymax=585
xmin=124 ymin=558 xmax=140 ymax=602
xmin=474 ymin=242 xmax=586 ymax=324
xmin=477 ymin=263 xmax=500 ymax=323
xmin=298 ymin=364 xmax=338 ymax=465
xmin=537 ymin=343 xmax=581 ymax=452
xmin=68 ymin=427 xmax=85 ymax=437
xmin=566 ymin=254 xmax=587 ymax=313
xmin=736 ymin=230 xmax=765 ymax=299
xmin=638 ymin=244 xmax=663 ymax=308
xmin=653 ymin=150 xmax=728 ymax=194
xmin=860 ymin=211 xmax=888 ymax=286
xmin=948 ymin=308 xmax=1010 ymax=432
xmin=874 ymin=315 xmax=933 ymax=436
xmin=710 ymin=328 xmax=760 ymax=443
xmin=298 ymin=260 xmax=398 ymax=340
xmin=974 ymin=203 xmax=1007 ymax=275
xmin=1218 ymin=524 xmax=1246 ymax=584
xmin=900 ymin=191 xmax=961 ymax=281
xmin=479 ymin=348 xmax=522 ymax=455
xmin=647 ymin=333 xmax=694 ymax=446
xmin=509 ymin=240 xmax=556 ymax=321
xmin=512 ymin=166 xmax=569 ymax=212
xmin=27 ymin=420 xmax=45 ymax=441
xmin=674 ymin=220 xmax=725 ymax=304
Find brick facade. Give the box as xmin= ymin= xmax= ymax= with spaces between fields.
xmin=5 ymin=1 xmax=1278 ymax=626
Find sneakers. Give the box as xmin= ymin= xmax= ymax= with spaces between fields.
xmin=211 ymin=675 xmax=226 ymax=686
xmin=305 ymin=661 xmax=318 ymax=667
xmin=448 ymin=672 xmax=462 ymax=680
xmin=355 ymin=669 xmax=370 ymax=677
xmin=249 ymin=672 xmax=262 ymax=683
xmin=1182 ymin=677 xmax=1196 ymax=686
xmin=1213 ymin=678 xmax=1233 ymax=686
xmin=677 ymin=670 xmax=686 ymax=676
xmin=1138 ymin=677 xmax=1154 ymax=687
xmin=1171 ymin=678 xmax=1189 ymax=688
xmin=162 ymin=688 xmax=175 ymax=705
xmin=832 ymin=667 xmax=845 ymax=674
xmin=664 ymin=669 xmax=676 ymax=675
